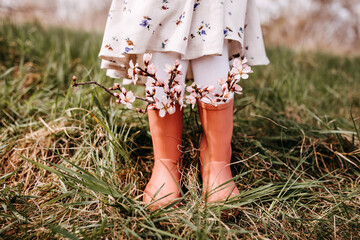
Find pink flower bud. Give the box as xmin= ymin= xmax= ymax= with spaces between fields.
xmin=121 ymin=87 xmax=127 ymax=94
xmin=157 ymin=77 xmax=164 ymax=85
xmin=72 ymin=75 xmax=77 ymax=85
xmin=143 ymin=53 xmax=152 ymax=63
xmin=175 ymin=59 xmax=180 ymax=67
xmin=136 ymin=108 xmax=145 ymax=114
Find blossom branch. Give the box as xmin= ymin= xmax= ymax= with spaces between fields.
xmin=72 ymin=55 xmax=253 ymax=117
xmin=72 ymin=76 xmax=154 ymax=104
xmin=72 ymin=78 xmax=115 ymax=97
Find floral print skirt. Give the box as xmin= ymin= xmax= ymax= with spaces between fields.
xmin=99 ymin=0 xmax=270 ymax=79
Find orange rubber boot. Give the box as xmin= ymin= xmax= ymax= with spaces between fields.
xmin=143 ymin=106 xmax=183 ymax=209
xmin=198 ymin=98 xmax=239 ymax=202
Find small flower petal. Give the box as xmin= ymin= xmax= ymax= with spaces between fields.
xmin=147 ymin=64 xmax=157 ymax=75
xmin=159 ymin=109 xmax=166 ymax=117
xmin=143 ymin=53 xmax=152 ymax=63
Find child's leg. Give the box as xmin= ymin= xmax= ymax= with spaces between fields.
xmin=191 ymin=41 xmax=240 ymax=202
xmin=143 ymin=52 xmax=189 ymax=208
xmin=191 ymin=41 xmax=230 ymax=100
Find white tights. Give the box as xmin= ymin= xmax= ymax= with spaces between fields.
xmin=151 ymin=41 xmax=230 ymax=103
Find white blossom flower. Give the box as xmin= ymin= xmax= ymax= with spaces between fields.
xmin=232 ymin=84 xmax=243 ymax=94
xmin=173 ymin=84 xmax=183 ymax=94
xmin=232 ymin=57 xmax=253 ymax=80
xmin=147 ymin=63 xmax=157 ymax=75
xmin=146 ymin=77 xmax=156 ymax=88
xmin=119 ymin=88 xmax=136 ymax=109
xmin=185 ymin=93 xmax=197 ymax=109
xmin=143 ymin=53 xmax=152 ymax=64
xmin=164 ymin=63 xmax=175 ymax=74
xmin=178 ymin=96 xmax=185 ymax=110
xmin=232 ymin=58 xmax=242 ymax=69
xmin=155 ymin=96 xmax=171 ymax=117
xmin=128 ymin=60 xmax=139 ymax=84
xmin=186 ymin=83 xmax=198 ymax=94
xmin=185 ymin=82 xmax=216 ymax=106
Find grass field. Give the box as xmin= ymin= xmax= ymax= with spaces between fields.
xmin=0 ymin=22 xmax=360 ymax=239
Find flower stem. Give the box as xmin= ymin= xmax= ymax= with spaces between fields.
xmin=73 ymin=81 xmax=154 ymax=103
xmin=73 ymin=81 xmax=115 ymax=96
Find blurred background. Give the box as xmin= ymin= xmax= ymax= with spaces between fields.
xmin=0 ymin=0 xmax=359 ymax=55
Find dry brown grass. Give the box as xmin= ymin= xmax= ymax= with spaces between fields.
xmin=2 ymin=119 xmax=74 ymax=191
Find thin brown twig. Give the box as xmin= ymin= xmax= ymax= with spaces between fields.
xmin=73 ymin=81 xmax=115 ymax=97
xmin=73 ymin=81 xmax=154 ymax=104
